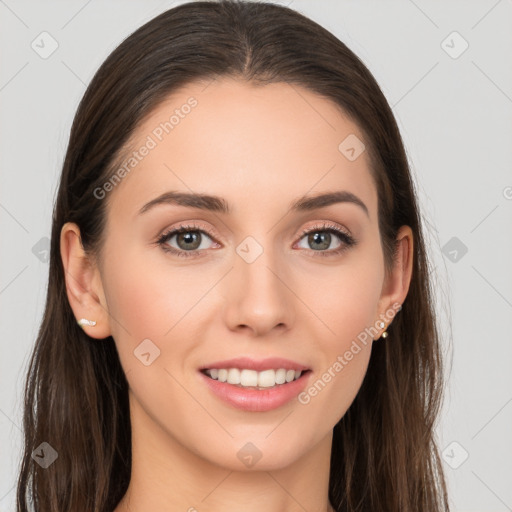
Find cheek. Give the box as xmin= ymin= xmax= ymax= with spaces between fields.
xmin=102 ymin=242 xmax=194 ymax=335
xmin=104 ymin=265 xmax=165 ymax=340
xmin=299 ymin=270 xmax=378 ymax=427
xmin=294 ymin=250 xmax=382 ymax=414
xmin=101 ymin=243 xmax=219 ymax=371
xmin=301 ymin=254 xmax=384 ymax=345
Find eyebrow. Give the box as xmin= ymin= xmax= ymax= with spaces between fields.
xmin=138 ymin=190 xmax=369 ymax=217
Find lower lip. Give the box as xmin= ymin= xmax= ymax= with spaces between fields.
xmin=199 ymin=371 xmax=311 ymax=412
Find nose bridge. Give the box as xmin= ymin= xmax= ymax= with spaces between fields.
xmin=224 ymin=234 xmax=294 ymax=335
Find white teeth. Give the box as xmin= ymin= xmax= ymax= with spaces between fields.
xmin=240 ymin=369 xmax=258 ymax=387
xmin=227 ymin=368 xmax=241 ymax=385
xmin=204 ymin=368 xmax=304 ymax=388
xmin=258 ymin=369 xmax=276 ymax=388
xmin=275 ymin=368 xmax=286 ymax=384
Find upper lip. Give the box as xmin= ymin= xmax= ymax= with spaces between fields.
xmin=199 ymin=357 xmax=310 ymax=372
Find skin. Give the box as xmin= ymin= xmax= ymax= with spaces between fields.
xmin=60 ymin=77 xmax=413 ymax=512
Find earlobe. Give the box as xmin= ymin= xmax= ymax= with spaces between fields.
xmin=60 ymin=222 xmax=111 ymax=339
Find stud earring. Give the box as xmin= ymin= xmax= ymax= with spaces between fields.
xmin=77 ymin=318 xmax=97 ymax=328
xmin=377 ymin=320 xmax=388 ymax=339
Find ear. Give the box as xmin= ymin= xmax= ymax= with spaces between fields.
xmin=376 ymin=225 xmax=414 ymax=332
xmin=60 ymin=222 xmax=112 ymax=339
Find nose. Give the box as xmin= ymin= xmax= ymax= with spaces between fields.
xmin=223 ymin=248 xmax=295 ymax=337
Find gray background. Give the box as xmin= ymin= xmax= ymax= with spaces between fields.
xmin=1 ymin=0 xmax=511 ymax=510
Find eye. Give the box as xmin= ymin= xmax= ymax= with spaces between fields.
xmin=295 ymin=222 xmax=356 ymax=257
xmin=156 ymin=223 xmax=219 ymax=258
xmin=156 ymin=221 xmax=357 ymax=259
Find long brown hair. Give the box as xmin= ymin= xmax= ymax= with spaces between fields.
xmin=16 ymin=1 xmax=450 ymax=510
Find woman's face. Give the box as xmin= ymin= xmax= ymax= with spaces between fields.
xmin=71 ymin=77 xmax=410 ymax=472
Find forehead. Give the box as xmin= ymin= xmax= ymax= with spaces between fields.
xmin=106 ymin=77 xmax=377 ymax=221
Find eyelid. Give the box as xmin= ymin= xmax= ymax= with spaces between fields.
xmin=297 ymin=220 xmax=353 ymax=240
xmin=156 ymin=219 xmax=352 ymax=242
xmin=156 ymin=220 xmax=220 ymax=242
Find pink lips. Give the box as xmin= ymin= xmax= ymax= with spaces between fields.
xmin=198 ymin=357 xmax=312 ymax=412
xmin=199 ymin=356 xmax=309 ymax=372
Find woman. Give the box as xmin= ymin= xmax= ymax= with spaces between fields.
xmin=16 ymin=1 xmax=450 ymax=511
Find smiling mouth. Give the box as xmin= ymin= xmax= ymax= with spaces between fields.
xmin=200 ymin=368 xmax=311 ymax=390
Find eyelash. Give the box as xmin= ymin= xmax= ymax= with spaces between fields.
xmin=155 ymin=222 xmax=357 ymax=259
